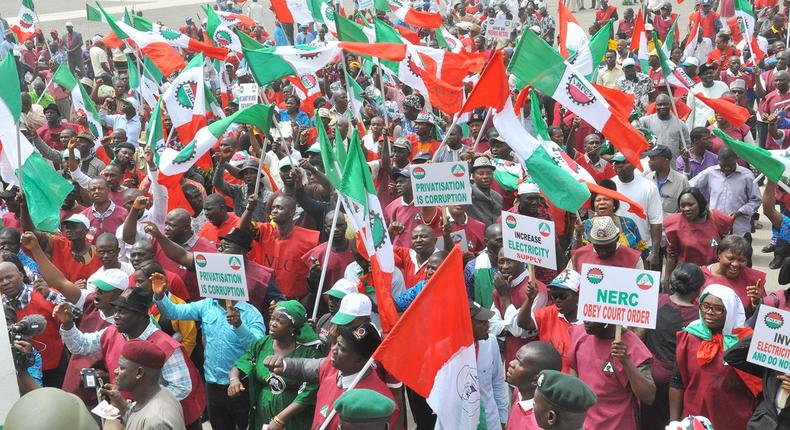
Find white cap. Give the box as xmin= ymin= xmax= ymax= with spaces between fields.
xmin=87 ymin=269 xmax=130 ymax=293
xmin=518 ymin=181 xmax=540 ymax=195
xmin=62 ymin=214 xmax=90 ymax=229
xmin=622 ymin=58 xmax=636 ymax=67
xmin=331 ymin=292 xmax=372 ymax=325
xmin=91 ymin=35 xmax=102 ymax=44
xmin=120 ymin=97 xmax=139 ymax=110
xmin=644 ymin=23 xmax=654 ymax=31
xmin=65 ymin=22 xmax=74 ymax=27
xmin=324 ymin=279 xmax=358 ymax=299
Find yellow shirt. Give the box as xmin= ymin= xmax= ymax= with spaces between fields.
xmin=151 ymin=294 xmax=198 ymax=356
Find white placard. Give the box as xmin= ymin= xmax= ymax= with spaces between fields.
xmin=195 ymin=252 xmax=249 ymax=301
xmin=484 ymin=17 xmax=513 ymax=40
xmin=237 ymin=83 xmax=259 ymax=110
xmin=410 ymin=162 xmax=472 ymax=207
xmin=436 ymin=229 xmax=469 ymax=252
xmin=501 ymin=212 xmax=557 ymax=270
xmin=747 ymin=305 xmax=790 ymax=373
xmin=577 ymin=263 xmax=660 ymax=329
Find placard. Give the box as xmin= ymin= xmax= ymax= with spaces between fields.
xmin=484 ymin=17 xmax=513 ymax=40
xmin=237 ymin=83 xmax=259 ymax=110
xmin=358 ymin=0 xmax=373 ymax=10
xmin=578 ymin=263 xmax=660 ymax=329
xmin=410 ymin=162 xmax=472 ymax=207
xmin=436 ymin=229 xmax=469 ymax=252
xmin=747 ymin=305 xmax=790 ymax=373
xmin=195 ymin=252 xmax=249 ymax=301
xmin=501 ymin=212 xmax=557 ymax=270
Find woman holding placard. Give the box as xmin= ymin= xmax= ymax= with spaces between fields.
xmin=669 ymin=284 xmax=761 ymax=430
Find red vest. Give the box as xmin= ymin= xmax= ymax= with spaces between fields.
xmin=534 ymin=305 xmax=574 ymax=373
xmin=63 ymin=299 xmax=111 ymax=403
xmin=99 ymin=325 xmax=206 ymax=425
xmin=17 ymin=292 xmax=63 ymax=370
xmin=493 ymin=276 xmax=547 ymax=364
xmin=571 ymin=244 xmax=642 ymax=273
xmin=506 ymin=389 xmax=542 ymax=430
xmin=312 ymin=360 xmax=399 ymax=430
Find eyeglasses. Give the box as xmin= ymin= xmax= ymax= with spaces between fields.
xmin=551 ymin=291 xmax=571 ymax=301
xmin=699 ymin=302 xmax=726 ymax=315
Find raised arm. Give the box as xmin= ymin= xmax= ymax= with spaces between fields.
xmin=764 ymin=179 xmax=783 ymax=230
xmin=142 ymin=221 xmax=195 ymax=269
xmin=20 ymin=232 xmax=81 ymax=303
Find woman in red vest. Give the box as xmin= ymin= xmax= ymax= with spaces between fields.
xmin=701 ymin=235 xmax=766 ymax=318
xmin=669 ymin=284 xmax=761 ymax=429
xmin=261 ymin=322 xmax=399 ymax=430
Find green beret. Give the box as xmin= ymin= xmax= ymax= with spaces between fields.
xmin=4 ymin=387 xmax=99 ymax=430
xmin=536 ymin=370 xmax=597 ymax=413
xmin=334 ymin=389 xmax=396 ymax=423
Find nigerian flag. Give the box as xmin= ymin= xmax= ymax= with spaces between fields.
xmin=243 ymin=44 xmax=340 ymax=86
xmin=569 ymin=19 xmax=613 ymax=80
xmin=52 ymin=64 xmax=103 ymax=141
xmin=205 ymin=6 xmax=241 ymax=52
xmin=0 ymin=55 xmax=72 ymax=232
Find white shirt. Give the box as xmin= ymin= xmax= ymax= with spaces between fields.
xmin=244 ymin=2 xmax=268 ymax=25
xmin=488 ymin=270 xmax=549 ymax=339
xmin=99 ymin=109 xmax=142 ymax=145
xmin=611 ymin=175 xmax=664 ymax=247
xmin=687 ymin=81 xmax=730 ymax=128
xmin=89 ymin=46 xmax=109 ymax=77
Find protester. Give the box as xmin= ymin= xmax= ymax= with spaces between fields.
xmin=504 ymin=342 xmax=563 ymax=429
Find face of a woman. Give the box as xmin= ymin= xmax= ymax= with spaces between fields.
xmin=679 ymin=194 xmax=701 ymax=221
xmin=268 ymin=310 xmax=295 ymax=340
xmin=700 ymin=294 xmax=726 ymax=331
xmin=594 ymin=195 xmax=615 ymax=215
xmin=718 ymin=249 xmax=747 ymax=279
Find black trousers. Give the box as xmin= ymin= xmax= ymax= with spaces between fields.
xmin=406 ymin=386 xmax=436 ymax=429
xmin=206 ymin=382 xmax=250 ymax=430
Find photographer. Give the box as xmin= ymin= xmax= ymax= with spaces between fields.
xmin=0 ymin=255 xmax=74 ymax=388
xmin=11 ymin=338 xmax=41 ymax=395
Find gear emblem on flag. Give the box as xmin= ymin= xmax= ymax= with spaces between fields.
xmin=369 ymin=210 xmax=388 ymax=251
xmin=300 ymin=74 xmax=318 ymax=90
xmin=20 ymin=13 xmax=34 ymax=29
xmin=172 ymin=141 xmax=198 ymax=165
xmin=159 ymin=27 xmax=182 ymax=41
xmin=455 ymin=365 xmax=481 ymax=416
xmin=175 ymin=80 xmax=199 ymax=110
xmin=565 ymin=75 xmax=596 ymax=107
xmin=214 ymin=30 xmax=234 ymax=47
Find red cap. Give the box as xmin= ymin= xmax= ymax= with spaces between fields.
xmin=121 ymin=339 xmax=166 ymax=369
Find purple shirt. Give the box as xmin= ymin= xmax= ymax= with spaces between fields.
xmin=689 ymin=165 xmax=762 ymax=235
xmin=675 ymin=150 xmax=718 ymax=179
xmin=81 ymin=203 xmax=128 ymax=239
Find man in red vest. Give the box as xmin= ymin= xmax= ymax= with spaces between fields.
xmin=0 ymin=260 xmax=71 ymax=387
xmin=571 ymin=216 xmax=643 ymax=272
xmin=55 ymin=287 xmax=206 ymax=429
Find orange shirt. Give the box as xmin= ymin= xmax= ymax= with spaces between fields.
xmin=249 ymin=223 xmax=319 ymax=299
xmin=198 ymin=213 xmax=241 ymax=245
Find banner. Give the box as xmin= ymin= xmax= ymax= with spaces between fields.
xmin=237 ymin=83 xmax=258 ymax=110
xmin=484 ymin=17 xmax=513 ymax=40
xmin=410 ymin=162 xmax=472 ymax=207
xmin=578 ymin=263 xmax=660 ymax=329
xmin=194 ymin=252 xmax=249 ymax=301
xmin=747 ymin=305 xmax=790 ymax=372
xmin=501 ymin=212 xmax=557 ymax=270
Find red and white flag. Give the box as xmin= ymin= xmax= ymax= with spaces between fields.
xmin=392 ymin=3 xmax=443 ymax=29
xmin=11 ymin=0 xmax=37 ymax=43
xmin=373 ymin=247 xmax=480 ymax=429
xmin=161 ymin=54 xmax=207 ymax=144
xmin=558 ymin=1 xmax=587 ymax=59
xmin=271 ymin=0 xmax=313 ymax=24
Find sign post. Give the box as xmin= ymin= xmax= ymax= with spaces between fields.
xmin=484 ymin=17 xmax=513 ymax=40
xmin=501 ymin=212 xmax=557 ymax=270
xmin=194 ymin=252 xmax=249 ymax=302
xmin=577 ymin=263 xmax=661 ymax=329
xmin=747 ymin=305 xmax=790 ymax=406
xmin=410 ymin=162 xmax=472 ymax=207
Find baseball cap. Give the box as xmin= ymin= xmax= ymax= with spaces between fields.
xmin=390 ymin=167 xmax=411 ymax=179
xmin=412 ymin=152 xmax=431 ymax=163
xmin=324 ymin=278 xmax=358 ymax=300
xmin=470 ymin=301 xmax=495 ymax=321
xmin=682 ymin=57 xmax=700 ymax=67
xmin=89 ymin=269 xmax=130 ymax=293
xmin=468 ymin=112 xmax=484 ymax=123
xmin=622 ymin=58 xmax=636 ymax=68
xmin=279 ymin=157 xmax=293 ymax=170
xmin=62 ymin=214 xmax=90 ymax=229
xmin=120 ymin=97 xmax=139 ymax=110
xmin=643 ymin=145 xmax=672 ymax=159
xmin=238 ymin=159 xmax=259 ymax=173
xmin=729 ymin=79 xmax=746 ymax=91
xmin=518 ymin=180 xmax=540 ymax=196
xmin=307 ymin=143 xmax=321 ymax=153
xmin=610 ymin=152 xmax=627 ymax=162
xmin=392 ymin=138 xmax=412 ymax=151
xmin=698 ymin=63 xmax=715 ymax=74
xmin=65 ymin=22 xmax=74 ymax=28
xmin=548 ymin=269 xmax=581 ymax=293
xmin=414 ymin=112 xmax=435 ymax=124
xmin=331 ymin=292 xmax=372 ymax=325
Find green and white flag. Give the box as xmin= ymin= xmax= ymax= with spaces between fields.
xmin=569 ymin=19 xmax=613 ymax=80
xmin=715 ymin=128 xmax=786 ymax=182
xmin=345 ymin=70 xmax=366 ymax=122
xmin=243 ymin=44 xmax=341 ymax=86
xmin=0 ymin=55 xmax=73 ymax=232
xmin=309 ymin=0 xmax=337 ymax=35
xmin=435 ymin=26 xmax=463 ymax=53
xmin=86 ymin=4 xmax=106 ymax=22
xmin=52 ymin=64 xmax=103 ymax=142
xmin=147 ymin=99 xmax=166 ymax=166
xmin=318 ymin=110 xmax=343 ymax=187
xmin=205 ymin=6 xmax=242 ymax=52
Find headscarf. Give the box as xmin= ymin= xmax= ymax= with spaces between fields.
xmin=683 ymin=284 xmax=746 ymax=364
xmin=275 ymin=300 xmax=319 ymax=345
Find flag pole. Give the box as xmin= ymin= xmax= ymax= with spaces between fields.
xmin=251 ymin=129 xmax=268 ymax=197
xmin=15 ymin=124 xmax=24 ymax=191
xmin=311 ymin=198 xmax=343 ymax=321
xmin=33 ymin=11 xmax=55 ymax=60
xmin=34 ymin=78 xmax=54 ymax=106
xmin=317 ymin=357 xmax=377 ymax=430
xmin=431 ymin=114 xmax=460 ymax=161
xmin=472 ymin=107 xmax=492 ymax=149
xmin=664 ymin=80 xmax=689 ymax=152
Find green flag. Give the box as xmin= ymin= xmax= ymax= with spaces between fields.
xmin=713 ymin=128 xmax=786 ymax=182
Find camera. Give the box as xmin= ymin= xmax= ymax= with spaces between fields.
xmin=4 ymin=304 xmax=45 ymax=371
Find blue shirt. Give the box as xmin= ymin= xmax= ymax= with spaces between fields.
xmin=155 ymin=296 xmax=266 ymax=384
xmin=278 ymin=109 xmax=311 ymax=128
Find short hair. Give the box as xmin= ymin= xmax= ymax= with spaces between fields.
xmin=520 ymin=341 xmax=563 ymax=372
xmin=690 ymin=127 xmax=710 ymax=141
xmin=717 ymin=234 xmax=752 ymax=259
xmin=591 ymin=179 xmax=620 ymax=212
xmin=0 ymin=252 xmax=29 ymax=284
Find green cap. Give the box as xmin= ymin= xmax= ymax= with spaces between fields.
xmin=536 ymin=370 xmax=597 ymax=413
xmin=610 ymin=152 xmax=627 ymax=162
xmin=4 ymin=387 xmax=99 ymax=430
xmin=334 ymin=388 xmax=396 ymax=423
